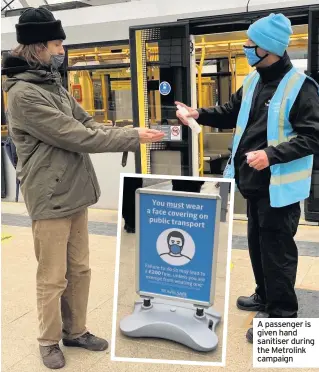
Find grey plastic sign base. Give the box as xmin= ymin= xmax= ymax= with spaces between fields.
xmin=120 ymin=298 xmax=221 ymax=352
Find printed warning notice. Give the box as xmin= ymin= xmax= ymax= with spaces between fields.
xmin=253 ymin=319 xmax=319 ymax=368
xmin=138 ymin=191 xmax=219 ymax=304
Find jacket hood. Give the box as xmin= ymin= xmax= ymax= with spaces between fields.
xmin=2 ymin=53 xmax=61 ymax=92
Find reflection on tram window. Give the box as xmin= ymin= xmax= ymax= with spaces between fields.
xmin=68 ymin=67 xmax=133 ymax=126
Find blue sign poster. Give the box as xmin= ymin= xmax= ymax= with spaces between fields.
xmin=136 ymin=189 xmax=221 ymax=306
xmin=159 ymin=81 xmax=171 ymax=95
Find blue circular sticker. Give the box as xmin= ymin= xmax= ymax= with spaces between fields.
xmin=159 ymin=81 xmax=171 ymax=96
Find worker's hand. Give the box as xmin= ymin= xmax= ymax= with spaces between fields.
xmin=246 ymin=150 xmax=270 ymax=171
xmin=175 ymin=101 xmax=199 ymax=125
xmin=137 ymin=128 xmax=165 ymax=144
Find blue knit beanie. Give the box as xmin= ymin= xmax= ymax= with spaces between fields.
xmin=247 ymin=13 xmax=293 ymax=57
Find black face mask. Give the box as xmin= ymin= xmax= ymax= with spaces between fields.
xmin=243 ymin=45 xmax=269 ymax=67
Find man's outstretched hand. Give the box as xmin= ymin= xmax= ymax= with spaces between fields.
xmin=175 ymin=101 xmax=199 ymax=125
xmin=137 ymin=128 xmax=165 ymax=144
xmin=246 ymin=150 xmax=270 ymax=171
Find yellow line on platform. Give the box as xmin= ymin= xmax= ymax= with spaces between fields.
xmin=1 ymin=233 xmax=12 ymax=242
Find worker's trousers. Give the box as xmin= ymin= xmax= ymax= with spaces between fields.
xmin=122 ymin=176 xmax=143 ymax=229
xmin=247 ymin=197 xmax=301 ymax=317
xmin=171 ymin=180 xmax=204 ymax=193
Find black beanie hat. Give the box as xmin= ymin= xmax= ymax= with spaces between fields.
xmin=16 ymin=7 xmax=66 ymax=45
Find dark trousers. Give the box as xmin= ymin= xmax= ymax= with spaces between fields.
xmin=172 ymin=180 xmax=204 ymax=193
xmin=122 ymin=177 xmax=143 ymax=228
xmin=247 ymin=197 xmax=301 ymax=317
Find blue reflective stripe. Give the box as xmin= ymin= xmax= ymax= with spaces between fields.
xmin=267 ymin=67 xmax=314 ymax=207
xmin=270 ymin=155 xmax=313 ymax=176
xmin=282 ymin=74 xmax=307 ymax=140
xmin=267 ymin=70 xmax=293 ymax=143
xmin=224 ymin=71 xmax=259 ymax=180
xmin=269 ymin=177 xmax=312 ymax=208
xmin=267 ymin=68 xmax=301 ymax=144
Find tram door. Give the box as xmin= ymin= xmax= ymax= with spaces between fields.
xmin=129 ymin=22 xmax=199 ymax=177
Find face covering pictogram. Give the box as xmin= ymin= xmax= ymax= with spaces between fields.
xmin=169 ymin=243 xmax=182 ymax=255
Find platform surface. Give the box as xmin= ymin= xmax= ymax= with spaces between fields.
xmin=1 ymin=200 xmax=318 ymax=372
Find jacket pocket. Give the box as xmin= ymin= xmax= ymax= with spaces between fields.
xmin=48 ymin=161 xmax=69 ymax=199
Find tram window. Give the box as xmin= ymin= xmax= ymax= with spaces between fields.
xmin=67 ymin=44 xmax=130 ymax=68
xmin=68 ymin=67 xmax=133 ymax=126
xmin=67 ymin=43 xmax=133 ymax=126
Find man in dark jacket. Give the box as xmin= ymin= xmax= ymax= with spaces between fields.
xmin=176 ymin=13 xmax=319 ymax=342
xmin=2 ymin=7 xmax=164 ymax=369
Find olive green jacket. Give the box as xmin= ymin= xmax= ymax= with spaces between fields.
xmin=3 ymin=69 xmax=140 ymax=220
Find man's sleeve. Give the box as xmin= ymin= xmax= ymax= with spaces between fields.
xmin=264 ymin=79 xmax=319 ymax=165
xmin=196 ymin=87 xmax=242 ymax=129
xmin=15 ymin=90 xmax=140 ymax=154
xmin=67 ymin=91 xmax=122 ymax=131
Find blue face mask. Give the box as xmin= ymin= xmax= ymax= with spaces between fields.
xmin=169 ymin=244 xmax=182 ymax=255
xmin=243 ymin=45 xmax=268 ymax=67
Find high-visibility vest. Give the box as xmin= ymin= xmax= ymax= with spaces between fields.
xmin=223 ymin=67 xmax=318 ymax=208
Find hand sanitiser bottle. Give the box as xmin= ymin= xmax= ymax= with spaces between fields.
xmin=176 ymin=105 xmax=202 ymax=134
